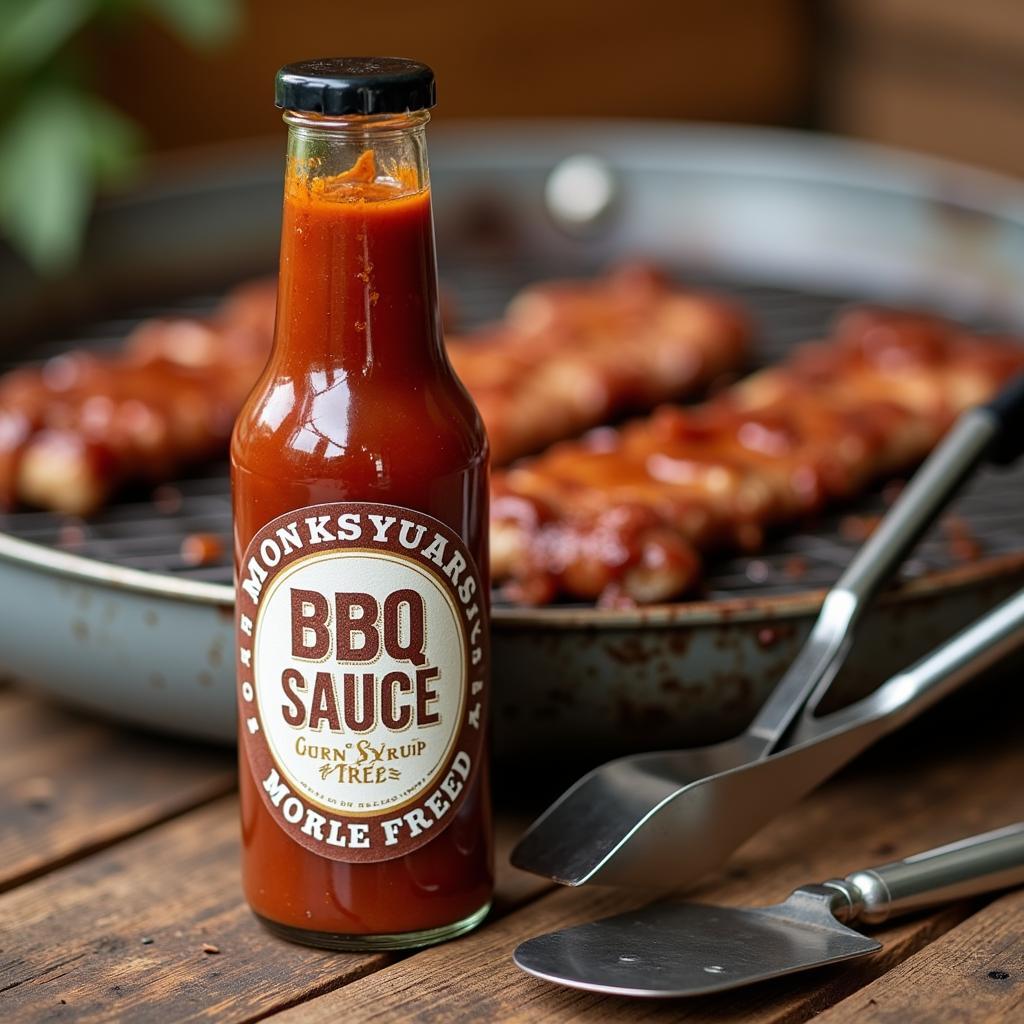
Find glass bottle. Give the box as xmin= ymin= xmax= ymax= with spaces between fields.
xmin=231 ymin=58 xmax=492 ymax=951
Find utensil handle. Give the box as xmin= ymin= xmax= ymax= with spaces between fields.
xmin=984 ymin=373 xmax=1024 ymax=464
xmin=832 ymin=407 xmax=996 ymax=612
xmin=790 ymin=585 xmax=1024 ymax=748
xmin=746 ymin=379 xmax=1023 ymax=751
xmin=826 ymin=824 xmax=1024 ymax=925
xmin=796 ymin=377 xmax=1024 ymax=723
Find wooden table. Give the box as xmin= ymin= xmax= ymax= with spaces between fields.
xmin=2 ymin=674 xmax=1022 ymax=1023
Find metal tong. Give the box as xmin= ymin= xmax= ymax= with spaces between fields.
xmin=511 ymin=375 xmax=1024 ymax=888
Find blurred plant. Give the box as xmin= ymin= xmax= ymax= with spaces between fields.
xmin=0 ymin=0 xmax=241 ymax=274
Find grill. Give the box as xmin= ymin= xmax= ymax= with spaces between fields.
xmin=2 ymin=268 xmax=1021 ymax=601
xmin=3 ymin=122 xmax=1023 ymax=752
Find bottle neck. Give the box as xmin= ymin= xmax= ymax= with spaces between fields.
xmin=272 ymin=110 xmax=444 ymax=378
xmin=283 ymin=110 xmax=431 ymax=191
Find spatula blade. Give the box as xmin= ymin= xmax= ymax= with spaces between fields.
xmin=513 ymin=893 xmax=880 ymax=998
xmin=510 ymin=752 xmax=700 ymax=885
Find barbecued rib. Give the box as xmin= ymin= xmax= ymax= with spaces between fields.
xmin=0 ymin=266 xmax=747 ymax=516
xmin=0 ymin=280 xmax=277 ymax=516
xmin=491 ymin=308 xmax=1024 ymax=606
xmin=446 ymin=264 xmax=749 ymax=464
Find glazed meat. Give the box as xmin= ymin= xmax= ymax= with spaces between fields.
xmin=447 ymin=265 xmax=749 ymax=463
xmin=0 ymin=267 xmax=747 ymax=515
xmin=0 ymin=280 xmax=277 ymax=516
xmin=491 ymin=308 xmax=1024 ymax=606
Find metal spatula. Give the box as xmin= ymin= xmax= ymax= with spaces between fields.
xmin=514 ymin=823 xmax=1024 ymax=998
xmin=511 ymin=377 xmax=1024 ymax=887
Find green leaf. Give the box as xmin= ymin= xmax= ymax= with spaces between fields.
xmin=78 ymin=94 xmax=142 ymax=185
xmin=0 ymin=0 xmax=97 ymax=78
xmin=143 ymin=0 xmax=240 ymax=49
xmin=0 ymin=87 xmax=138 ymax=272
xmin=0 ymin=97 xmax=89 ymax=271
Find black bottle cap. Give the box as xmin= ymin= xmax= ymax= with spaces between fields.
xmin=275 ymin=58 xmax=436 ymax=116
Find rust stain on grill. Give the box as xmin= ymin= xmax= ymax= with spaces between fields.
xmin=755 ymin=624 xmax=795 ymax=649
xmin=602 ymin=636 xmax=655 ymax=666
xmin=666 ymin=631 xmax=692 ymax=655
xmin=207 ymin=639 xmax=225 ymax=669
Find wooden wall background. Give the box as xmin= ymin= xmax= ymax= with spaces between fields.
xmin=81 ymin=0 xmax=1024 ymax=177
xmin=826 ymin=0 xmax=1024 ymax=177
xmin=89 ymin=0 xmax=816 ymax=150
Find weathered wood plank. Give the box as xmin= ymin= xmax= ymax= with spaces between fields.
xmin=263 ymin=895 xmax=973 ymax=1024
xmin=0 ymin=793 xmax=549 ymax=1024
xmin=0 ymin=689 xmax=236 ymax=891
xmin=2 ymin=673 xmax=1018 ymax=1022
xmin=0 ymin=687 xmax=544 ymax=906
xmin=815 ymin=887 xmax=1024 ymax=1023
xmin=261 ymin=694 xmax=1024 ymax=1024
xmin=494 ymin=814 xmax=554 ymax=914
xmin=0 ymin=797 xmax=387 ymax=1024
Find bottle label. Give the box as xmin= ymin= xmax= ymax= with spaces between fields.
xmin=236 ymin=502 xmax=488 ymax=863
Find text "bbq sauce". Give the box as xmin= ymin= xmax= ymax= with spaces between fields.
xmin=231 ymin=59 xmax=493 ymax=950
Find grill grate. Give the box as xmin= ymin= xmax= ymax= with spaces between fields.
xmin=1 ymin=266 xmax=1022 ymax=601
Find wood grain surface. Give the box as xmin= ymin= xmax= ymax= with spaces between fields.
xmin=816 ymin=887 xmax=1024 ymax=1023
xmin=0 ymin=798 xmax=386 ymax=1024
xmin=0 ymin=798 xmax=549 ymax=1024
xmin=1 ymin=677 xmax=1021 ymax=1023
xmin=0 ymin=688 xmax=235 ymax=892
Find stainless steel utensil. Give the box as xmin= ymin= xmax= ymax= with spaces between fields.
xmin=514 ymin=822 xmax=1024 ymax=998
xmin=512 ymin=379 xmax=1024 ymax=886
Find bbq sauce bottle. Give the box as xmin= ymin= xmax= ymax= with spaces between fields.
xmin=231 ymin=59 xmax=492 ymax=950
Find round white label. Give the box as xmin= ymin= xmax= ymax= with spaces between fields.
xmin=236 ymin=501 xmax=488 ymax=863
xmin=254 ymin=551 xmax=466 ymax=816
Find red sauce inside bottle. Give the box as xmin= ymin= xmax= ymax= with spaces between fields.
xmin=231 ymin=149 xmax=492 ymax=940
